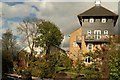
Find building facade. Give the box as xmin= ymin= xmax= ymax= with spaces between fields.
xmin=69 ymin=2 xmax=118 ymax=62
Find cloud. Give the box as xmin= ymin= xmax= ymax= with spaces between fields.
xmin=1 ymin=19 xmax=19 ymax=36
xmin=4 ymin=2 xmax=24 ymax=6
xmin=1 ymin=1 xmax=119 ymax=50
xmin=35 ymin=2 xmax=94 ymax=34
xmin=24 ymin=0 xmax=120 ymax=2
xmin=0 ymin=18 xmax=2 ymax=27
xmin=0 ymin=2 xmax=2 ymax=26
xmin=26 ymin=2 xmax=54 ymax=12
xmin=61 ymin=35 xmax=70 ymax=50
xmin=2 ymin=2 xmax=37 ymax=18
xmin=1 ymin=0 xmax=24 ymax=2
xmin=34 ymin=2 xmax=119 ymax=49
xmin=0 ymin=2 xmax=2 ymax=13
xmin=2 ymin=1 xmax=54 ymax=19
xmin=8 ymin=21 xmax=19 ymax=34
xmin=24 ymin=0 xmax=42 ymax=2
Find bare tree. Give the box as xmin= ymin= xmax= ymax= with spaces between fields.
xmin=18 ymin=18 xmax=63 ymax=57
xmin=17 ymin=18 xmax=41 ymax=56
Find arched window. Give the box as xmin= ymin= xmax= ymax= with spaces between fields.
xmin=85 ymin=56 xmax=92 ymax=63
xmin=87 ymin=43 xmax=93 ymax=51
xmin=104 ymin=30 xmax=108 ymax=35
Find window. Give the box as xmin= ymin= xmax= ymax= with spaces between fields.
xmin=82 ymin=19 xmax=84 ymax=22
xmin=73 ymin=54 xmax=76 ymax=58
xmin=86 ymin=30 xmax=92 ymax=39
xmin=89 ymin=18 xmax=94 ymax=23
xmin=94 ymin=30 xmax=101 ymax=40
xmin=87 ymin=43 xmax=93 ymax=50
xmin=85 ymin=56 xmax=92 ymax=63
xmin=73 ymin=41 xmax=78 ymax=47
xmin=87 ymin=30 xmax=91 ymax=35
xmin=35 ymin=44 xmax=39 ymax=47
xmin=104 ymin=30 xmax=108 ymax=35
xmin=102 ymin=18 xmax=106 ymax=23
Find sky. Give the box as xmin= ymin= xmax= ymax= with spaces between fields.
xmin=1 ymin=0 xmax=120 ymax=50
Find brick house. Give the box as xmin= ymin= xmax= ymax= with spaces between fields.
xmin=69 ymin=2 xmax=118 ymax=63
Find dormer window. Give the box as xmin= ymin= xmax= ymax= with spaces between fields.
xmin=102 ymin=18 xmax=106 ymax=23
xmin=89 ymin=18 xmax=94 ymax=23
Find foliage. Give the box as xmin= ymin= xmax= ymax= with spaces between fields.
xmin=20 ymin=51 xmax=73 ymax=78
xmin=80 ymin=65 xmax=100 ymax=79
xmin=21 ymin=69 xmax=32 ymax=80
xmin=18 ymin=50 xmax=29 ymax=60
xmin=18 ymin=18 xmax=64 ymax=56
xmin=2 ymin=29 xmax=16 ymax=50
xmin=2 ymin=50 xmax=13 ymax=73
xmin=26 ymin=54 xmax=55 ymax=78
xmin=36 ymin=20 xmax=64 ymax=54
xmin=13 ymin=50 xmax=30 ymax=76
xmin=108 ymin=36 xmax=120 ymax=80
xmin=79 ymin=36 xmax=120 ymax=79
xmin=71 ymin=56 xmax=100 ymax=79
xmin=59 ymin=54 xmax=73 ymax=69
xmin=109 ymin=50 xmax=120 ymax=80
xmin=17 ymin=19 xmax=64 ymax=78
xmin=2 ymin=29 xmax=17 ymax=74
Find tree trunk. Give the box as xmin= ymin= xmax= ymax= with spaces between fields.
xmin=46 ymin=45 xmax=50 ymax=54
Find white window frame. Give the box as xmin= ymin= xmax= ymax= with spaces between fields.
xmin=87 ymin=43 xmax=93 ymax=51
xmin=73 ymin=41 xmax=78 ymax=47
xmin=85 ymin=56 xmax=92 ymax=63
xmin=87 ymin=30 xmax=92 ymax=35
xmin=104 ymin=30 xmax=108 ymax=35
xmin=102 ymin=18 xmax=106 ymax=23
xmin=89 ymin=18 xmax=94 ymax=23
xmin=94 ymin=30 xmax=101 ymax=40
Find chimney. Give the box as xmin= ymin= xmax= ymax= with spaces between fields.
xmin=95 ymin=0 xmax=101 ymax=6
